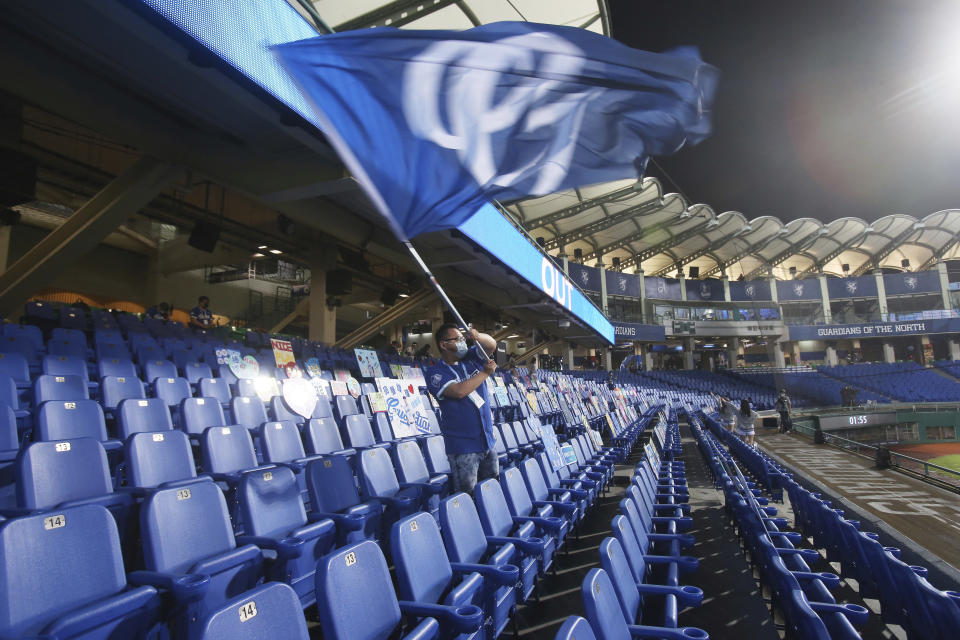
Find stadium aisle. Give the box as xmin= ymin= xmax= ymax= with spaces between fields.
xmin=672 ymin=423 xmax=779 ymax=640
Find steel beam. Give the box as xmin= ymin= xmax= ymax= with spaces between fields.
xmin=614 ymin=218 xmax=716 ymax=270
xmin=0 ymin=156 xmax=179 ymax=317
xmin=334 ymin=287 xmax=435 ymax=349
xmin=851 ymin=226 xmax=921 ymax=276
xmin=525 ymin=181 xmax=644 ymax=231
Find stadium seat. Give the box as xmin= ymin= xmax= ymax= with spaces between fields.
xmin=41 ymin=354 xmax=90 ymax=382
xmin=197 ymin=582 xmax=310 ymax=640
xmin=391 ymin=512 xmax=490 ymax=640
xmin=554 ymin=616 xmax=597 ymax=640
xmin=153 ymin=376 xmax=192 ymax=411
xmin=334 ymin=394 xmax=360 ymax=422
xmin=33 ymin=374 xmax=89 ymax=405
xmin=47 ymin=337 xmax=88 ymax=360
xmin=100 ymin=375 xmax=146 ymax=412
xmin=143 ymin=359 xmax=178 ymax=383
xmin=3 ymin=323 xmax=44 ymax=353
xmin=0 ymin=352 xmax=30 ymax=387
xmin=200 ymin=425 xmax=265 ymax=485
xmin=358 ymin=447 xmax=424 ymax=535
xmin=23 ymin=300 xmax=56 ymax=321
xmin=133 ymin=480 xmax=264 ymax=636
xmin=232 ymin=395 xmax=269 ymax=431
xmin=184 ymin=361 xmax=214 ymax=385
xmin=259 ymin=420 xmax=326 ymax=470
xmin=236 ymin=465 xmax=335 ymax=608
xmin=0 ymin=504 xmax=162 ymax=639
xmin=117 ymin=397 xmax=173 ymax=438
xmin=314 ymin=540 xmax=441 ymax=640
xmin=423 ymin=435 xmax=452 ymax=475
xmin=35 ymin=399 xmax=121 ymax=451
xmin=342 ymin=412 xmax=389 ymax=451
xmin=304 ymin=456 xmax=380 ymax=545
xmin=97 ymin=357 xmax=138 ymax=381
xmin=124 ymin=429 xmax=206 ymax=490
xmin=301 ymin=417 xmax=355 ymax=456
xmin=96 ymin=341 xmax=132 ymax=362
xmin=392 ymin=438 xmax=449 ymax=516
xmin=199 ymin=377 xmax=232 ymax=406
xmin=181 ymin=397 xmax=226 ymax=436
xmin=520 ymin=457 xmax=581 ymax=528
xmin=474 ymin=478 xmax=555 ymax=577
xmin=500 ymin=466 xmax=569 ymax=549
xmin=0 ymin=375 xmax=27 ymax=422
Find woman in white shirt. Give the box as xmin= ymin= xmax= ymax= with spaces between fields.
xmin=736 ymin=399 xmax=758 ymax=446
xmin=719 ymin=397 xmax=738 ymax=432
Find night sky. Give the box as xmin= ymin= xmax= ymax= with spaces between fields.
xmin=609 ymin=0 xmax=960 ymax=223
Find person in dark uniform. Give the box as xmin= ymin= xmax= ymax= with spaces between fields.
xmin=425 ymin=323 xmax=498 ymax=494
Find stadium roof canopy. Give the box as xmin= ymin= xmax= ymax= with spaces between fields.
xmin=299 ymin=0 xmax=960 ymax=282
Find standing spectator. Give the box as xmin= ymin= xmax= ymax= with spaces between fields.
xmin=775 ymin=389 xmax=793 ymax=433
xmin=736 ymin=399 xmax=758 ymax=446
xmin=718 ymin=395 xmax=738 ymax=432
xmin=189 ymin=296 xmax=214 ymax=329
xmin=426 ymin=323 xmax=499 ymax=494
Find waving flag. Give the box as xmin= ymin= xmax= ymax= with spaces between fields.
xmin=275 ymin=22 xmax=718 ymax=241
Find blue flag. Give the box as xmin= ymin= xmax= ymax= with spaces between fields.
xmin=275 ymin=22 xmax=718 ymax=240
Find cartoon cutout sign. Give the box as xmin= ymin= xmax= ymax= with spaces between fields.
xmin=282 ymin=377 xmax=318 ymax=419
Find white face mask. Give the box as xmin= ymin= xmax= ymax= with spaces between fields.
xmin=454 ymin=340 xmax=468 ymax=359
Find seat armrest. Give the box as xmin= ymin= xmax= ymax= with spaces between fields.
xmin=310 ymin=511 xmax=367 ymax=531
xmin=235 ymin=534 xmax=305 ymax=561
xmin=450 ymin=562 xmax=520 ymax=587
xmin=512 ymin=515 xmax=564 ymax=534
xmin=792 ymin=571 xmax=839 ymax=587
xmin=41 ymin=586 xmax=160 ymax=638
xmin=127 ymin=570 xmax=209 ymax=603
xmin=634 ymin=583 xmax=703 ymax=609
xmin=626 ymin=624 xmax=709 ymax=640
xmin=189 ymin=544 xmax=262 ymax=576
xmin=398 ymin=601 xmax=483 ymax=633
xmin=486 ymin=535 xmax=546 ymax=556
xmin=807 ymin=602 xmax=870 ymax=626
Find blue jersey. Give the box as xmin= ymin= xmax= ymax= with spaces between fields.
xmin=426 ymin=345 xmax=495 ymax=455
xmin=190 ymin=306 xmax=213 ymax=326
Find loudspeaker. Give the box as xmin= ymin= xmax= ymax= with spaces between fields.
xmin=188 ymin=220 xmax=220 ymax=252
xmin=901 ymin=259 xmax=910 ymax=268
xmin=688 ymin=266 xmax=700 ymax=278
xmin=326 ymin=269 xmax=353 ymax=295
xmin=841 ymin=263 xmax=850 ymax=273
xmin=380 ymin=286 xmax=399 ymax=306
xmin=611 ymin=257 xmax=621 ymax=268
xmin=0 ymin=148 xmax=37 ymax=206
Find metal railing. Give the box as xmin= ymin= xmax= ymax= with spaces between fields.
xmin=791 ymin=423 xmax=960 ymax=490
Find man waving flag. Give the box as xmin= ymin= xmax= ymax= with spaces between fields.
xmin=274 ymin=21 xmax=718 ymax=242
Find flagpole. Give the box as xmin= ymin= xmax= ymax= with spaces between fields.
xmin=403 ymin=241 xmax=493 ymax=362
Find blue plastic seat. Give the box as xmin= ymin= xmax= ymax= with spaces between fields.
xmin=41 ymin=354 xmax=90 ymax=382
xmin=391 ymin=513 xmax=491 ymax=640
xmin=424 ymin=435 xmax=452 ymax=475
xmin=304 ymin=456 xmax=380 ymax=545
xmin=197 ymin=582 xmax=309 ymax=640
xmin=232 ymin=395 xmax=269 ymax=431
xmin=302 ymin=417 xmax=355 ymax=456
xmin=47 ymin=337 xmax=88 ymax=360
xmin=343 ymin=413 xmax=387 ymax=450
xmin=125 ymin=430 xmax=205 ymax=490
xmin=97 ymin=357 xmax=138 ymax=381
xmin=199 ymin=377 xmax=232 ymax=406
xmin=95 ymin=342 xmax=132 ymax=362
xmin=117 ymin=397 xmax=173 ymax=438
xmin=554 ymin=617 xmax=597 ymax=640
xmin=143 ymin=359 xmax=177 ymax=383
xmin=393 ymin=439 xmax=449 ymax=516
xmin=134 ymin=480 xmax=264 ymax=637
xmin=359 ymin=447 xmax=424 ymax=536
xmin=100 ymin=375 xmax=146 ymax=412
xmin=0 ymin=504 xmax=162 ymax=639
xmin=200 ymin=425 xmax=263 ymax=483
xmin=33 ymin=374 xmax=89 ymax=405
xmin=35 ymin=399 xmax=121 ymax=451
xmin=2 ymin=327 xmax=43 ymax=364
xmin=500 ymin=466 xmax=569 ymax=549
xmin=236 ymin=465 xmax=335 ymax=608
xmin=334 ymin=394 xmax=360 ymax=422
xmin=154 ymin=376 xmax=192 ymax=410
xmin=0 ymin=352 xmax=30 ymax=387
xmin=520 ymin=457 xmax=580 ymax=529
xmin=185 ymin=361 xmax=214 ymax=385
xmin=181 ymin=397 xmax=226 ymax=436
xmin=474 ymin=478 xmax=555 ymax=577
xmin=23 ymin=300 xmax=56 ymax=321
xmin=314 ymin=540 xmax=441 ymax=640
xmin=259 ymin=420 xmax=326 ymax=469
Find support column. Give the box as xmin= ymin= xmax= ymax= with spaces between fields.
xmin=308 ymin=261 xmax=337 ymax=345
xmin=722 ymin=275 xmax=731 ymax=302
xmin=875 ymin=269 xmax=889 ymax=321
xmin=768 ymin=339 xmax=786 ymax=368
xmin=679 ymin=273 xmax=687 ymax=301
xmin=604 ymin=347 xmax=612 ymax=371
xmin=790 ymin=342 xmax=802 ymax=365
xmin=937 ymin=261 xmax=951 ymax=311
xmin=769 ymin=275 xmax=779 ymax=303
xmin=882 ymin=342 xmax=896 ymax=364
xmin=637 ymin=268 xmax=647 ymax=323
xmin=565 ymin=342 xmax=575 ymax=369
xmin=948 ymin=338 xmax=960 ymax=362
xmin=0 ymin=225 xmax=11 ymax=274
xmin=726 ymin=338 xmax=739 ymax=370
xmin=643 ymin=345 xmax=653 ymax=371
xmin=683 ymin=337 xmax=695 ymax=370
xmin=0 ymin=157 xmax=180 ymax=317
xmin=818 ymin=273 xmax=832 ymax=324
xmin=919 ymin=335 xmax=932 ymax=366
xmin=825 ymin=343 xmax=839 ymax=366
xmin=598 ymin=262 xmax=608 ymax=315
xmin=560 ymin=250 xmax=569 ymax=276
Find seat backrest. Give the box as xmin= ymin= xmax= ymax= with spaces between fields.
xmin=117 ymin=398 xmax=173 ymax=438
xmin=393 ymin=439 xmax=431 ymax=484
xmin=536 ymin=452 xmax=562 ymax=489
xmin=360 ymin=447 xmax=401 ymax=499
xmin=259 ymin=420 xmax=305 ymax=463
xmin=424 ymin=435 xmax=451 ymax=474
xmin=97 ymin=358 xmax=137 ymax=380
xmin=512 ymin=422 xmax=530 ymax=446
xmin=500 ymin=466 xmax=534 ymax=517
xmin=598 ymin=537 xmax=640 ymax=625
xmin=521 ymin=457 xmax=551 ymax=503
xmin=581 ymin=568 xmax=631 ymax=640
xmin=343 ymin=413 xmax=376 ymax=448
xmin=144 ymin=360 xmax=178 ymax=383
xmin=474 ymin=478 xmax=515 ymax=537
xmin=42 ymin=354 xmax=88 ymax=380
xmin=391 ymin=512 xmax=453 ymax=604
xmin=201 ymin=426 xmax=258 ymax=474
xmin=184 ymin=362 xmax=213 ymax=384
xmin=33 ymin=374 xmax=89 ymax=405
xmin=371 ymin=412 xmax=393 ymax=442
xmin=215 ymin=365 xmax=238 ymax=386
xmin=0 ymin=405 xmax=17 ymax=450
xmin=36 ymin=399 xmax=108 ymax=442
xmin=95 ymin=342 xmax=132 ymax=361
xmin=313 ymin=396 xmax=333 ymax=419
xmin=554 ymin=617 xmax=597 ymax=640
xmin=17 ymin=438 xmax=112 ymax=510
xmin=100 ymin=375 xmax=145 ymax=410
xmin=231 ymin=396 xmax=268 ymax=430
xmin=239 ymin=465 xmax=307 ymax=537
xmin=0 ymin=505 xmax=128 ymax=638
xmin=499 ymin=423 xmax=519 ymax=450
xmin=140 ymin=480 xmax=236 ymax=573
xmin=3 ymin=324 xmax=43 ymax=351
xmin=181 ymin=397 xmax=226 ymax=435
xmin=305 ymin=456 xmax=363 ymax=514
xmin=610 ymin=515 xmax=649 ymax=585
xmin=0 ymin=375 xmax=19 ymax=411
xmin=438 ymin=493 xmax=488 ymax=564
xmin=335 ymin=395 xmax=359 ymax=420
xmin=198 ymin=582 xmax=309 ymax=640
xmin=315 ymin=541 xmax=403 ymax=640
xmin=154 ymin=377 xmax=192 ymax=408
xmin=126 ymin=430 xmax=198 ymax=488
xmin=302 ymin=418 xmax=346 ymax=455
xmin=198 ymin=378 xmax=232 ymax=405
xmin=0 ymin=352 xmax=29 ymax=384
